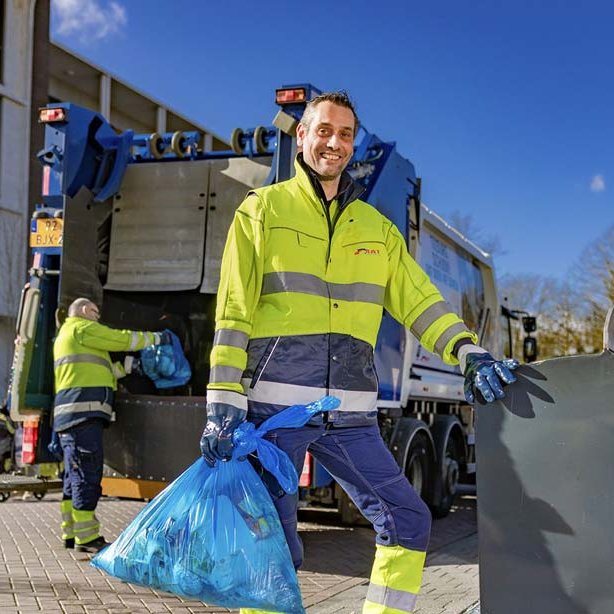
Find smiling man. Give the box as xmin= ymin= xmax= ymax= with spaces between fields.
xmin=201 ymin=92 xmax=517 ymax=614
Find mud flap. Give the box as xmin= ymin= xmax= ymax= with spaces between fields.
xmin=475 ymin=307 xmax=614 ymax=614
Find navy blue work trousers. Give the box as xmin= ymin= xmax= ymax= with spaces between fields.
xmin=59 ymin=419 xmax=104 ymax=510
xmin=252 ymin=422 xmax=432 ymax=569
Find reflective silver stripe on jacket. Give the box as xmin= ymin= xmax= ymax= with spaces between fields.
xmin=243 ymin=378 xmax=377 ymax=412
xmin=366 ymin=583 xmax=418 ymax=613
xmin=54 ymin=354 xmax=112 ymax=372
xmin=261 ymin=271 xmax=385 ymax=306
xmin=213 ymin=329 xmax=249 ymax=350
xmin=129 ymin=331 xmax=140 ymax=351
xmin=209 ymin=365 xmax=244 ymax=384
xmin=433 ymin=321 xmax=471 ymax=357
xmin=410 ymin=300 xmax=454 ymax=338
xmin=53 ymin=401 xmax=113 ymax=418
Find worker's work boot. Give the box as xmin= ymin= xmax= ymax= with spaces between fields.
xmin=75 ymin=536 xmax=109 ymax=554
xmin=63 ymin=537 xmax=75 ymax=549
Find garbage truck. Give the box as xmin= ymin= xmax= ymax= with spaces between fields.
xmin=7 ymin=83 xmax=533 ymax=517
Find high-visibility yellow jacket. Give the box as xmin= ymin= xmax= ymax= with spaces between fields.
xmin=207 ymin=156 xmax=476 ymax=424
xmin=53 ymin=317 xmax=158 ymax=431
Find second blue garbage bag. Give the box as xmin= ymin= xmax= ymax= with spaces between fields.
xmin=91 ymin=395 xmax=340 ymax=613
xmin=140 ymin=329 xmax=191 ymax=389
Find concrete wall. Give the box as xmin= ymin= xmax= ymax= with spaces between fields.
xmin=0 ymin=0 xmax=47 ymax=399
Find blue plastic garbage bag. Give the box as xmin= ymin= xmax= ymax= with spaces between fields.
xmin=140 ymin=329 xmax=191 ymax=389
xmin=92 ymin=395 xmax=340 ymax=612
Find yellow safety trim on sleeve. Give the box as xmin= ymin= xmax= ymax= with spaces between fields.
xmin=210 ymin=345 xmax=248 ymax=371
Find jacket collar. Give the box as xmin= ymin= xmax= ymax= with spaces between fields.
xmin=294 ymin=154 xmax=365 ymax=210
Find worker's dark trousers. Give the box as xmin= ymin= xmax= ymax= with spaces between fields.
xmin=251 ymin=422 xmax=432 ymax=569
xmin=58 ymin=419 xmax=104 ymax=510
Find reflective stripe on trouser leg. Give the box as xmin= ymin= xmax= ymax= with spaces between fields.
xmin=363 ymin=545 xmax=426 ymax=614
xmin=60 ymin=499 xmax=74 ymax=540
xmin=72 ymin=509 xmax=100 ymax=545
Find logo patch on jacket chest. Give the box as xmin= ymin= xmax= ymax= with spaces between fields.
xmin=354 ymin=247 xmax=380 ymax=255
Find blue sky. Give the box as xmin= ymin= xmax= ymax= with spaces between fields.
xmin=51 ymin=0 xmax=614 ymax=280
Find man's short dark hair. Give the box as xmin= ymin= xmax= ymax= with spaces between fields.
xmin=300 ymin=91 xmax=359 ymax=135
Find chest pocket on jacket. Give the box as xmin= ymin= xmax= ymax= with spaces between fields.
xmin=268 ymin=222 xmax=327 ymax=270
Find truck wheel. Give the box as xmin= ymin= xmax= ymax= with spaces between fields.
xmin=33 ymin=491 xmax=46 ymax=501
xmin=430 ymin=435 xmax=461 ymax=519
xmin=337 ymin=487 xmax=369 ymax=526
xmin=0 ymin=492 xmax=10 ymax=502
xmin=405 ymin=432 xmax=431 ymax=500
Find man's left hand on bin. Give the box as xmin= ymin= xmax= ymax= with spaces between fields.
xmin=457 ymin=343 xmax=519 ymax=404
xmin=200 ymin=395 xmax=247 ymax=466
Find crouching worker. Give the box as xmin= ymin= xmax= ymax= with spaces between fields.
xmin=54 ymin=298 xmax=170 ymax=553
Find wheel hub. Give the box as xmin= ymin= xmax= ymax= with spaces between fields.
xmin=443 ymin=457 xmax=459 ymax=495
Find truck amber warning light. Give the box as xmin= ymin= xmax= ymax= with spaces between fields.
xmin=39 ymin=107 xmax=66 ymax=123
xmin=275 ymin=88 xmax=307 ymax=104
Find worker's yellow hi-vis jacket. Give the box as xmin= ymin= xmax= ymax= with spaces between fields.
xmin=208 ymin=156 xmax=477 ymax=424
xmin=53 ymin=317 xmax=157 ymax=431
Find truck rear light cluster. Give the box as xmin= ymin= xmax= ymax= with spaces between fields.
xmin=39 ymin=107 xmax=67 ymax=123
xmin=275 ymin=88 xmax=307 ymax=105
xmin=22 ymin=418 xmax=39 ymax=464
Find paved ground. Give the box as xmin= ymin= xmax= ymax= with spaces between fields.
xmin=0 ymin=491 xmax=479 ymax=613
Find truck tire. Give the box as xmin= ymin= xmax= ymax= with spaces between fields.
xmin=429 ymin=420 xmax=464 ymax=519
xmin=336 ymin=485 xmax=369 ymax=526
xmin=405 ymin=431 xmax=431 ymax=500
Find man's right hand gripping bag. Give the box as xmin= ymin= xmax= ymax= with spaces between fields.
xmin=91 ymin=395 xmax=340 ymax=613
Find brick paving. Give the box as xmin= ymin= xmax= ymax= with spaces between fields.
xmin=0 ymin=492 xmax=479 ymax=613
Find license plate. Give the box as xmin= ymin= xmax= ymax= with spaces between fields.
xmin=30 ymin=218 xmax=63 ymax=247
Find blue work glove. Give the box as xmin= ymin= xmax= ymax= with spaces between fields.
xmin=159 ymin=330 xmax=173 ymax=345
xmin=200 ymin=395 xmax=247 ymax=466
xmin=47 ymin=430 xmax=63 ymax=461
xmin=459 ymin=344 xmax=519 ymax=404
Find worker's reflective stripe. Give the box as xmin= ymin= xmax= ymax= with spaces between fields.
xmin=213 ymin=329 xmax=249 ymax=350
xmin=366 ymin=545 xmax=426 ymax=614
xmin=60 ymin=500 xmax=74 ymax=536
xmin=410 ymin=301 xmax=453 ymax=338
xmin=129 ymin=331 xmax=140 ymax=351
xmin=73 ymin=519 xmax=99 ymax=531
xmin=433 ymin=322 xmax=470 ymax=357
xmin=209 ymin=365 xmax=244 ymax=384
xmin=54 ymin=353 xmax=112 ymax=372
xmin=243 ymin=378 xmax=377 ymax=411
xmin=73 ymin=509 xmax=100 ymax=544
xmin=365 ymin=584 xmax=418 ymax=613
xmin=74 ymin=527 xmax=100 ymax=543
xmin=206 ymin=389 xmax=248 ymax=411
xmin=54 ymin=401 xmax=113 ymax=418
xmin=60 ymin=500 xmax=73 ymax=513
xmin=261 ymin=271 xmax=385 ymax=306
